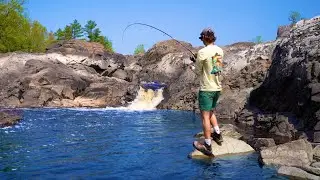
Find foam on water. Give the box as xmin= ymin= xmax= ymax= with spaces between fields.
xmin=105 ymin=87 xmax=164 ymax=111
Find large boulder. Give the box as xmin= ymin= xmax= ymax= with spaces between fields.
xmin=249 ymin=16 xmax=320 ymax=136
xmin=74 ymin=79 xmax=133 ymax=107
xmin=139 ymin=39 xmax=195 ymax=67
xmin=276 ymin=25 xmax=291 ymax=39
xmin=260 ymin=139 xmax=313 ymax=167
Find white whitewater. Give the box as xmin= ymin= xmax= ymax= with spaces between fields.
xmin=105 ymin=86 xmax=164 ymax=111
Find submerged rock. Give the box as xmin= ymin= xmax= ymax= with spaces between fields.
xmin=0 ymin=112 xmax=21 ymax=128
xmin=189 ymin=136 xmax=254 ymax=159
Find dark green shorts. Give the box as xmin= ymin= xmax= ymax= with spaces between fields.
xmin=198 ymin=91 xmax=221 ymax=111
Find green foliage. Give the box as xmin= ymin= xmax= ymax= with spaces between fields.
xmin=0 ymin=0 xmax=48 ymax=53
xmin=28 ymin=20 xmax=47 ymax=52
xmin=289 ymin=11 xmax=301 ymax=25
xmin=46 ymin=31 xmax=56 ymax=46
xmin=253 ymin=36 xmax=263 ymax=44
xmin=134 ymin=44 xmax=145 ymax=55
xmin=0 ymin=1 xmax=114 ymax=53
xmin=97 ymin=36 xmax=113 ymax=52
xmin=84 ymin=20 xmax=97 ymax=41
xmin=54 ymin=28 xmax=64 ymax=40
xmin=54 ymin=20 xmax=114 ymax=51
xmin=63 ymin=25 xmax=73 ymax=40
xmin=71 ymin=19 xmax=83 ymax=39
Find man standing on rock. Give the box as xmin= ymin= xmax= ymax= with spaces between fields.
xmin=191 ymin=28 xmax=224 ymax=156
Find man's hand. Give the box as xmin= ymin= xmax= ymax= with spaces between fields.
xmin=190 ymin=53 xmax=197 ymax=63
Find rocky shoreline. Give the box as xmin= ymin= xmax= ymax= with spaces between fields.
xmin=1 ymin=15 xmax=319 ymax=179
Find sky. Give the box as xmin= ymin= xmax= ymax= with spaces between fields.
xmin=24 ymin=0 xmax=319 ymax=55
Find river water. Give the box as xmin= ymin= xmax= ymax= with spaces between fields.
xmin=0 ymin=108 xmax=286 ymax=179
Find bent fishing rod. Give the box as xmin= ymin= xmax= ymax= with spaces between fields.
xmin=122 ymin=22 xmax=197 ymax=58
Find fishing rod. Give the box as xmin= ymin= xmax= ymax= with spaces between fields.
xmin=122 ymin=22 xmax=197 ymax=58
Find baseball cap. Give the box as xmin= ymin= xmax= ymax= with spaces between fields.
xmin=199 ymin=28 xmax=214 ymax=39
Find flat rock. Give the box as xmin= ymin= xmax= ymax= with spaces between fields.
xmin=278 ymin=166 xmax=320 ymax=180
xmin=189 ymin=136 xmax=254 ymax=159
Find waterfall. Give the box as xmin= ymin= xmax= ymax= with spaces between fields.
xmin=105 ymin=86 xmax=164 ymax=111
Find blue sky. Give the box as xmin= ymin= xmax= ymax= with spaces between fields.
xmin=24 ymin=0 xmax=319 ymax=55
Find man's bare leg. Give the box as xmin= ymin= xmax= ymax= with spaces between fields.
xmin=210 ymin=110 xmax=220 ymax=134
xmin=193 ymin=110 xmax=213 ymax=156
xmin=201 ymin=110 xmax=212 ymax=141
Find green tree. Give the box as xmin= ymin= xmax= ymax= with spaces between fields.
xmin=253 ymin=36 xmax=263 ymax=44
xmin=46 ymin=31 xmax=56 ymax=46
xmin=289 ymin=11 xmax=301 ymax=25
xmin=63 ymin=25 xmax=72 ymax=40
xmin=134 ymin=44 xmax=145 ymax=55
xmin=28 ymin=20 xmax=47 ymax=52
xmin=84 ymin=20 xmax=97 ymax=41
xmin=71 ymin=19 xmax=83 ymax=39
xmin=0 ymin=0 xmax=30 ymax=52
xmin=97 ymin=36 xmax=113 ymax=52
xmin=92 ymin=28 xmax=101 ymax=41
xmin=54 ymin=28 xmax=64 ymax=40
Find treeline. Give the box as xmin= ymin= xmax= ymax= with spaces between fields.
xmin=54 ymin=20 xmax=113 ymax=52
xmin=0 ymin=0 xmax=113 ymax=53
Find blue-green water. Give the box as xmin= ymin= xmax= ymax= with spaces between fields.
xmin=0 ymin=108 xmax=286 ymax=179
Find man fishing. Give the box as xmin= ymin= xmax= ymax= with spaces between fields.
xmin=192 ymin=28 xmax=224 ymax=156
xmin=123 ymin=23 xmax=223 ymax=156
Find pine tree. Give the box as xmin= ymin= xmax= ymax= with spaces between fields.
xmin=54 ymin=28 xmax=65 ymax=40
xmin=71 ymin=19 xmax=83 ymax=39
xmin=64 ymin=25 xmax=73 ymax=40
xmin=134 ymin=44 xmax=145 ymax=55
xmin=84 ymin=20 xmax=97 ymax=41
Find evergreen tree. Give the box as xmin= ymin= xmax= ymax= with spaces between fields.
xmin=71 ymin=19 xmax=83 ymax=39
xmin=54 ymin=28 xmax=65 ymax=40
xmin=63 ymin=25 xmax=73 ymax=40
xmin=97 ymin=36 xmax=113 ymax=52
xmin=84 ymin=20 xmax=97 ymax=41
xmin=289 ymin=11 xmax=301 ymax=25
xmin=134 ymin=44 xmax=145 ymax=55
xmin=92 ymin=28 xmax=101 ymax=42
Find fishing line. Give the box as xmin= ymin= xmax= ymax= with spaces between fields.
xmin=122 ymin=22 xmax=196 ymax=58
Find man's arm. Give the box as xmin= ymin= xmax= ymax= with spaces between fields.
xmin=195 ymin=50 xmax=205 ymax=76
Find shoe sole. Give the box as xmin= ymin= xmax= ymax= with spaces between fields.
xmin=193 ymin=141 xmax=215 ymax=157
